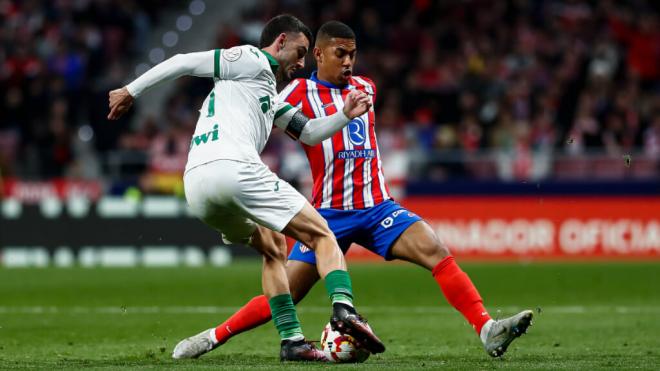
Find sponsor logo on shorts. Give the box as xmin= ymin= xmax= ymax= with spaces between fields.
xmin=299 ymin=244 xmax=311 ymax=253
xmin=392 ymin=210 xmax=406 ymax=218
xmin=381 ymin=217 xmax=394 ymax=229
xmin=380 ymin=209 xmax=407 ymax=229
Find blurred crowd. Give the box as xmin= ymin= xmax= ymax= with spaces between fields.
xmin=0 ymin=0 xmax=180 ymax=180
xmin=1 ymin=0 xmax=659 ymax=193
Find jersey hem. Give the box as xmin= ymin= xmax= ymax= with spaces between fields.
xmin=184 ymin=158 xmax=266 ymax=176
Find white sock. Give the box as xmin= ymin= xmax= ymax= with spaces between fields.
xmin=209 ymin=328 xmax=219 ymax=344
xmin=480 ymin=319 xmax=495 ymax=345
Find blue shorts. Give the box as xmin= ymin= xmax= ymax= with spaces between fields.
xmin=288 ymin=200 xmax=422 ymax=264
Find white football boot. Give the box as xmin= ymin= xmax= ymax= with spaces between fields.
xmin=172 ymin=328 xmax=216 ymax=359
xmin=483 ymin=310 xmax=533 ymax=357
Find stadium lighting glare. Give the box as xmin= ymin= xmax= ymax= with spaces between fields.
xmin=189 ymin=0 xmax=205 ymax=16
xmin=78 ymin=125 xmax=94 ymax=142
xmin=176 ymin=15 xmax=193 ymax=31
xmin=149 ymin=48 xmax=165 ymax=64
xmin=162 ymin=31 xmax=179 ymax=47
xmin=135 ymin=63 xmax=151 ymax=77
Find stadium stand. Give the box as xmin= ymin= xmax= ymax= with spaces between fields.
xmin=1 ymin=0 xmax=658 ymax=196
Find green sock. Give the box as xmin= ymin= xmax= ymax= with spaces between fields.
xmin=324 ymin=270 xmax=354 ymax=306
xmin=269 ymin=294 xmax=304 ymax=341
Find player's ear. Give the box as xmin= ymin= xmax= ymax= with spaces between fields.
xmin=313 ymin=46 xmax=322 ymax=63
xmin=277 ymin=33 xmax=287 ymax=51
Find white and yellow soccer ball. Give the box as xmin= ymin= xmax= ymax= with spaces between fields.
xmin=320 ymin=322 xmax=370 ymax=363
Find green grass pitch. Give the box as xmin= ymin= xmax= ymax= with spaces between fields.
xmin=1 ymin=261 xmax=659 ymax=370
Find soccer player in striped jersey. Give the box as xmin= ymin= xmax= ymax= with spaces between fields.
xmin=178 ymin=21 xmax=533 ymax=359
xmin=109 ymin=15 xmax=385 ymax=361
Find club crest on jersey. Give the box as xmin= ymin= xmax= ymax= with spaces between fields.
xmin=222 ymin=47 xmax=242 ymax=62
xmin=348 ymin=117 xmax=366 ymax=146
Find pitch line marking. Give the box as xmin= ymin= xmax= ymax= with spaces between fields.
xmin=0 ymin=305 xmax=659 ymax=315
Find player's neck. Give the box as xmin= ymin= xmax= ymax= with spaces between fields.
xmin=261 ymin=46 xmax=277 ymax=57
xmin=313 ymin=71 xmax=348 ymax=89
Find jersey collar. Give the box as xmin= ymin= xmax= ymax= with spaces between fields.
xmin=310 ymin=71 xmax=350 ymax=89
xmin=259 ymin=50 xmax=279 ymax=75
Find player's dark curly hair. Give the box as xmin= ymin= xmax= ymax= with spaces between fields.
xmin=316 ymin=21 xmax=356 ymax=42
xmin=259 ymin=14 xmax=313 ymax=48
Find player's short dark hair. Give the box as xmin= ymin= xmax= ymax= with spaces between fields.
xmin=259 ymin=14 xmax=313 ymax=48
xmin=316 ymin=21 xmax=356 ymax=44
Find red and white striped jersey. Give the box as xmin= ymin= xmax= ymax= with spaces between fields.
xmin=278 ymin=72 xmax=391 ymax=210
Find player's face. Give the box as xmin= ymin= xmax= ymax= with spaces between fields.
xmin=274 ymin=32 xmax=309 ymax=82
xmin=315 ymin=38 xmax=356 ymax=86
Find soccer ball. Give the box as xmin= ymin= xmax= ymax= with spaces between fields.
xmin=320 ymin=322 xmax=370 ymax=363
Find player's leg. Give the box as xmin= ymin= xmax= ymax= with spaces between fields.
xmin=389 ymin=220 xmax=533 ymax=357
xmin=282 ymin=203 xmax=385 ymax=354
xmin=222 ymin=162 xmax=383 ymax=354
xmin=211 ymin=249 xmax=321 ymax=347
xmin=282 ymin=203 xmax=345 ymax=278
xmin=173 ymin=161 xmax=324 ymax=361
xmin=389 ymin=221 xmax=493 ymax=332
xmin=248 ymin=226 xmax=325 ymax=362
xmin=172 ymin=220 xmax=324 ymax=360
xmin=288 ymin=260 xmax=321 ymax=303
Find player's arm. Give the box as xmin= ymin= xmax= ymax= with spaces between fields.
xmin=107 ymin=51 xmax=216 ymax=120
xmin=274 ymin=90 xmax=371 ymax=145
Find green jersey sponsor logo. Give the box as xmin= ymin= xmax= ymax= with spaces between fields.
xmin=190 ymin=124 xmax=219 ymax=149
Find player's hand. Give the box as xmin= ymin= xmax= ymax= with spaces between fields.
xmin=342 ymin=90 xmax=372 ymax=119
xmin=107 ymin=87 xmax=134 ymax=120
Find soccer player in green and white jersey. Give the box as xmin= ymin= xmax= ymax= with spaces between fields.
xmin=107 ymin=15 xmax=385 ymax=361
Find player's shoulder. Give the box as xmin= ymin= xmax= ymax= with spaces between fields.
xmin=278 ymin=78 xmax=308 ymax=100
xmin=288 ymin=78 xmax=309 ymax=89
xmin=351 ymin=75 xmax=377 ymax=91
xmin=220 ymin=44 xmax=268 ymax=68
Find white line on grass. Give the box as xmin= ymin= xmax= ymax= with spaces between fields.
xmin=0 ymin=305 xmax=659 ymax=315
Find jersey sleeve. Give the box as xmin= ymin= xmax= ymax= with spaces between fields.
xmin=214 ymin=45 xmax=264 ymax=80
xmin=277 ymin=79 xmax=305 ymax=107
xmin=126 ymin=50 xmax=216 ymax=97
xmin=273 ymin=100 xmax=301 ymax=133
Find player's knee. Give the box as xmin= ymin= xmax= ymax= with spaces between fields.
xmin=299 ymin=219 xmax=334 ymax=249
xmin=253 ymin=228 xmax=287 ymax=262
xmin=308 ymin=228 xmax=335 ymax=250
xmin=414 ymin=236 xmax=450 ymax=261
xmin=261 ymin=242 xmax=287 ymax=262
xmin=271 ymin=232 xmax=287 ymax=250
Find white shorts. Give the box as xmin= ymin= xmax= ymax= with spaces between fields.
xmin=183 ymin=159 xmax=307 ymax=244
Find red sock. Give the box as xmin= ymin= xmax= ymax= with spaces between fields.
xmin=214 ymin=295 xmax=272 ymax=344
xmin=432 ymin=256 xmax=492 ymax=334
